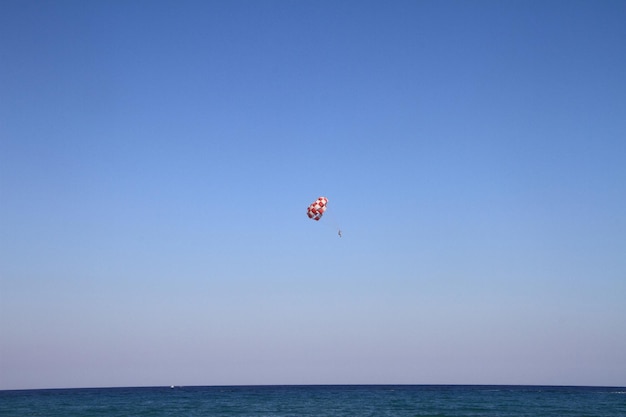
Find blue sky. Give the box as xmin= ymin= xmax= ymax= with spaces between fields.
xmin=1 ymin=0 xmax=625 ymax=390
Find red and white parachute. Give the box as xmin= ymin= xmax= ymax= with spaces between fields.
xmin=306 ymin=196 xmax=328 ymax=221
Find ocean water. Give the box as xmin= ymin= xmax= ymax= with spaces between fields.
xmin=1 ymin=385 xmax=625 ymax=417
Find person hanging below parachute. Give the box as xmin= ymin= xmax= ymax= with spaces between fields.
xmin=307 ymin=196 xmax=341 ymax=237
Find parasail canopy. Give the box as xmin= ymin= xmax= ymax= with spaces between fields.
xmin=307 ymin=196 xmax=328 ymax=221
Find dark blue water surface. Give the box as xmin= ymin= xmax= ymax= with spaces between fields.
xmin=1 ymin=385 xmax=625 ymax=417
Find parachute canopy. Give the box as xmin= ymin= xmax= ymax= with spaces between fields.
xmin=307 ymin=196 xmax=328 ymax=221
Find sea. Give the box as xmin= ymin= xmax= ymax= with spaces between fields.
xmin=1 ymin=385 xmax=625 ymax=417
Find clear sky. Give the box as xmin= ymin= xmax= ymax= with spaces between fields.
xmin=1 ymin=0 xmax=625 ymax=390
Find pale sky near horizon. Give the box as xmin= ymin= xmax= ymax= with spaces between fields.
xmin=1 ymin=0 xmax=625 ymax=390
